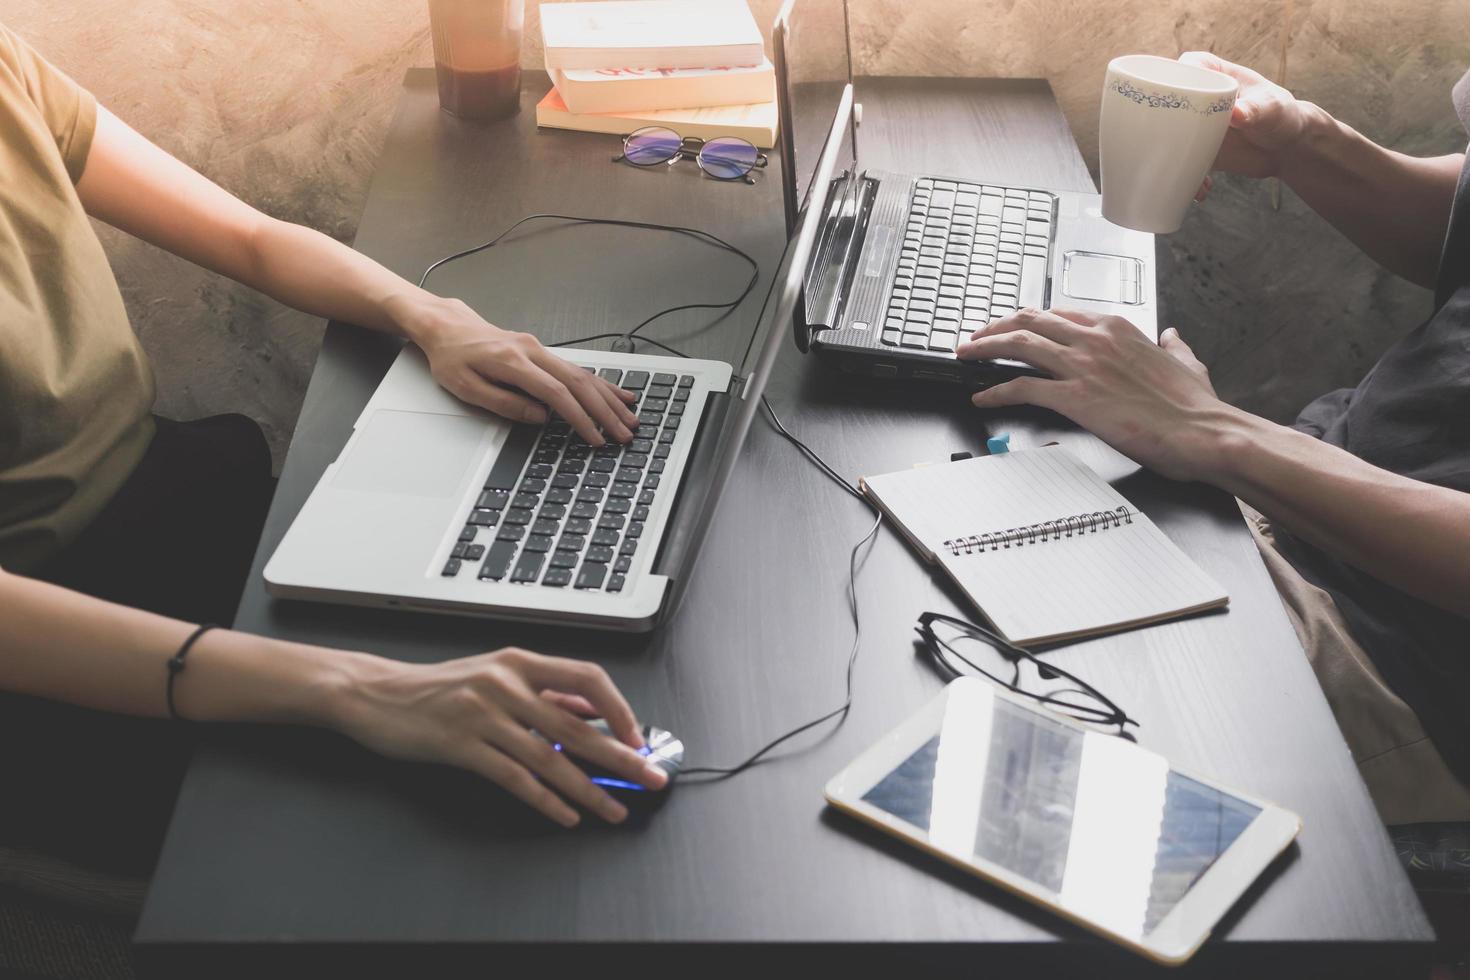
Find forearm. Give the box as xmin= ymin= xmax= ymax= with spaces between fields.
xmin=1209 ymin=412 xmax=1470 ymax=617
xmin=0 ymin=570 xmax=363 ymax=725
xmin=1280 ymin=103 xmax=1462 ymax=288
xmin=242 ymin=217 xmax=448 ymax=343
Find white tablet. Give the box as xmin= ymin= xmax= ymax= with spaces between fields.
xmin=825 ymin=678 xmax=1300 ymax=965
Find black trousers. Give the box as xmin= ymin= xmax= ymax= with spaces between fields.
xmin=1 ymin=415 xmax=276 ymax=876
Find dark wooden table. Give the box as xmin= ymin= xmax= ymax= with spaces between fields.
xmin=134 ymin=71 xmax=1433 ymax=976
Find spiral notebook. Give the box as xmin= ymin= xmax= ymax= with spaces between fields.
xmin=860 ymin=447 xmax=1228 ymax=646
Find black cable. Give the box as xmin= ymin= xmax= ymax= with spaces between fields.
xmin=415 ymin=212 xmax=758 ymax=351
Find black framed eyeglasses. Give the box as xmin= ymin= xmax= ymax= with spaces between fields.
xmin=613 ymin=126 xmax=768 ymax=184
xmin=915 ymin=611 xmax=1140 ymax=739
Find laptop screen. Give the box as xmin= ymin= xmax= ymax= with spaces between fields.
xmin=773 ymin=0 xmax=857 ymax=234
xmin=657 ymin=81 xmax=855 ymax=613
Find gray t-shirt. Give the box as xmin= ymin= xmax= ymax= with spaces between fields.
xmin=1273 ymin=70 xmax=1470 ymax=787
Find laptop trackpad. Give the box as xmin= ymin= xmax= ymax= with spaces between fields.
xmin=1061 ymin=251 xmax=1143 ymax=305
xmin=333 ymin=410 xmax=486 ymax=498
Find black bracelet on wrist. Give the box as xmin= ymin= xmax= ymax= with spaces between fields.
xmin=167 ymin=623 xmax=218 ymax=722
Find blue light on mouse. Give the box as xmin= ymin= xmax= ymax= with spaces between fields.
xmin=551 ymin=742 xmax=650 ymax=792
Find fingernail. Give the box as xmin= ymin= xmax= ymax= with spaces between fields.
xmin=644 ymin=764 xmax=668 ymax=789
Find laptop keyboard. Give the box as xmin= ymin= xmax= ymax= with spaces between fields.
xmin=439 ymin=368 xmax=695 ymax=593
xmin=881 ymin=177 xmax=1056 ymax=353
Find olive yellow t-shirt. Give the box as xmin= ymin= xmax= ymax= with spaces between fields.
xmin=0 ymin=23 xmax=154 ymax=571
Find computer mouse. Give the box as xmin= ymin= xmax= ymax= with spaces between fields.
xmin=553 ymin=719 xmax=683 ymax=815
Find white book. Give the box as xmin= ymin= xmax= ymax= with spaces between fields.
xmin=550 ymin=59 xmax=775 ymax=114
xmin=535 ymin=87 xmax=777 ymax=147
xmin=860 ymin=447 xmax=1229 ymax=646
xmin=540 ymin=0 xmax=765 ymax=71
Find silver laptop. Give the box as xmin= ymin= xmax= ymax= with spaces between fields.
xmin=774 ymin=0 xmax=1158 ymax=386
xmin=263 ymin=86 xmax=851 ymax=633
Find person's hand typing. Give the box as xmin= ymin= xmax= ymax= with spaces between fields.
xmin=327 ymin=647 xmax=668 ymax=827
xmin=1179 ymin=51 xmax=1313 ymax=201
xmin=404 ymin=296 xmax=638 ymax=446
xmin=956 ymin=308 xmax=1245 ymax=483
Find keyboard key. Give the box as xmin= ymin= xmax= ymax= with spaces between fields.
xmin=546 ymin=488 xmax=573 ymax=505
xmin=497 ymin=525 xmax=525 ymax=542
xmin=576 ymin=486 xmax=604 ymax=503
xmin=549 ymin=552 xmax=578 ymax=569
xmin=647 ymin=384 xmax=673 ymax=400
xmin=632 ymin=505 xmax=651 ymax=521
xmin=651 ymin=372 xmax=677 ymax=386
xmin=598 ymin=368 xmax=623 ymax=384
xmin=589 ymin=457 xmax=616 ymax=473
xmin=658 ymin=429 xmax=676 ymax=444
xmin=478 ymin=489 xmax=509 ymax=511
xmin=607 ymin=574 xmax=626 ymax=593
xmin=542 ymin=568 xmax=573 ymax=587
xmin=638 ymin=489 xmax=656 ymax=505
xmin=609 ymin=482 xmax=637 ymax=499
xmin=654 ymin=445 xmax=671 ymax=459
xmin=639 ymin=411 xmax=664 ymax=426
xmin=575 ymin=563 xmax=608 ymax=590
xmin=532 ymin=518 xmax=560 ymax=537
xmin=663 ymin=416 xmax=680 ymax=431
xmin=540 ymin=503 xmax=567 ymax=521
xmin=629 ymin=438 xmax=653 ymax=454
xmin=483 ymin=424 xmax=539 ymax=490
xmin=524 ymin=534 xmax=553 ymax=554
xmin=479 ymin=540 xmax=518 ymax=580
xmin=520 ymin=478 xmax=547 ymax=494
xmin=598 ymin=512 xmax=626 ymax=530
xmin=526 ymin=463 xmax=553 ymax=479
xmin=622 ymin=453 xmax=648 ymax=469
xmin=442 ymin=558 xmax=462 ymax=577
xmin=592 ymin=529 xmax=620 ymax=547
xmin=557 ymin=459 xmax=585 ymax=475
xmin=452 ymin=542 xmax=468 ymax=559
xmin=614 ymin=556 xmax=632 ymax=573
xmin=551 ymin=473 xmax=578 ymax=489
xmin=619 ymin=539 xmax=638 ymax=556
xmin=643 ymin=475 xmax=660 ymax=490
xmin=627 ymin=521 xmax=644 ymax=538
xmin=464 ymin=544 xmax=485 ymax=561
xmin=504 ymin=508 xmax=533 ymax=526
xmin=511 ymin=551 xmax=545 ymax=583
xmin=571 ymin=501 xmax=599 ymax=518
xmin=468 ymin=508 xmax=500 ymax=526
xmin=586 ymin=546 xmax=615 ymax=564
xmin=621 ymin=370 xmax=649 ymax=390
xmin=642 ymin=399 xmax=668 ymax=413
xmin=459 ymin=526 xmax=478 ymax=543
xmin=584 ymin=472 xmax=610 ymax=488
xmin=557 ymin=534 xmax=587 ymax=552
xmin=512 ymin=492 xmax=540 ymax=510
xmin=672 ymin=388 xmax=690 ymax=402
xmin=566 ymin=517 xmax=592 ymax=535
xmin=649 ymin=459 xmax=666 ymax=474
xmin=677 ymin=375 xmax=694 ymax=387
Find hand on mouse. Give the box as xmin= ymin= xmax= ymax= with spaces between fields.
xmin=326 ymin=647 xmax=668 ymax=827
xmin=957 ymin=308 xmax=1244 ymax=483
xmin=1178 ymin=51 xmax=1313 ymax=202
xmin=400 ymin=294 xmax=638 ymax=445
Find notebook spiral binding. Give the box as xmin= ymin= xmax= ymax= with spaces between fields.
xmin=943 ymin=505 xmax=1133 ymax=557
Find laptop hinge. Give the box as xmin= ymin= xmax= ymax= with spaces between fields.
xmin=801 ymin=171 xmax=879 ymax=342
xmin=651 ymin=390 xmax=732 ymax=586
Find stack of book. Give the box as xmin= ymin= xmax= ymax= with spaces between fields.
xmin=536 ymin=0 xmax=777 ymax=148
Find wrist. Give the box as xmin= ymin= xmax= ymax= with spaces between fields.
xmin=1276 ymin=101 xmax=1335 ymax=186
xmin=1191 ymin=406 xmax=1286 ymax=495
xmin=382 ymin=289 xmax=457 ymax=349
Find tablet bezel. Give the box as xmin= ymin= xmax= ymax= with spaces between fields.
xmin=823 ymin=678 xmax=1301 ymax=965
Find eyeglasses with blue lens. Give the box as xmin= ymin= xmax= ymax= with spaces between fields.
xmin=613 ymin=126 xmax=768 ymax=184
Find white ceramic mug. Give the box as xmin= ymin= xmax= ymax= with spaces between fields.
xmin=1099 ymin=55 xmax=1238 ymax=234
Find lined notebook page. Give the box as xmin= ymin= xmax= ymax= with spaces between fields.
xmin=862 ymin=448 xmax=1228 ymax=645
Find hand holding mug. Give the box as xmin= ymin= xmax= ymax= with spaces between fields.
xmin=1178 ymin=52 xmax=1311 ymax=200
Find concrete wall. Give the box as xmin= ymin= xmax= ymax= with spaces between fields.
xmin=7 ymin=0 xmax=1469 ymax=466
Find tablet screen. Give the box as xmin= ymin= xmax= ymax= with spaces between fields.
xmin=860 ymin=687 xmax=1261 ymax=940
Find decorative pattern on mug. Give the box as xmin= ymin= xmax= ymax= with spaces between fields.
xmin=1109 ymin=79 xmax=1233 ymax=115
